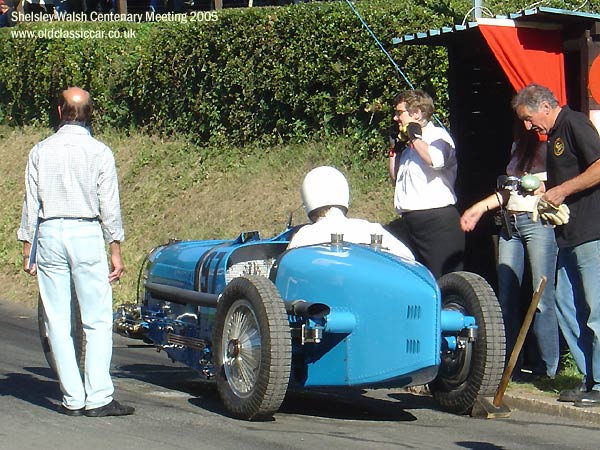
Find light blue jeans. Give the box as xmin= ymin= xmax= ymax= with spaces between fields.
xmin=556 ymin=240 xmax=600 ymax=391
xmin=498 ymin=212 xmax=559 ymax=376
xmin=37 ymin=219 xmax=114 ymax=410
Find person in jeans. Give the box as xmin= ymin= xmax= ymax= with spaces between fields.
xmin=0 ymin=0 xmax=15 ymax=27
xmin=513 ymin=83 xmax=600 ymax=407
xmin=18 ymin=87 xmax=134 ymax=417
xmin=461 ymin=122 xmax=559 ymax=379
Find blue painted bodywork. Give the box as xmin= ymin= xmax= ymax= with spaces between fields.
xmin=120 ymin=227 xmax=473 ymax=390
xmin=274 ymin=244 xmax=440 ymax=387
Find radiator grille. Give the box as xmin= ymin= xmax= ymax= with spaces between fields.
xmin=225 ymin=259 xmax=275 ymax=283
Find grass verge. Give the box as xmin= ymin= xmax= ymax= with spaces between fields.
xmin=2 ymin=125 xmax=585 ymax=394
xmin=509 ymin=353 xmax=583 ymax=396
xmin=0 ymin=125 xmax=396 ymax=309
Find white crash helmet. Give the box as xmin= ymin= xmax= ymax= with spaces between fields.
xmin=301 ymin=166 xmax=350 ymax=220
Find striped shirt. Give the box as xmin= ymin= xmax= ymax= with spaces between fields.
xmin=17 ymin=124 xmax=124 ymax=243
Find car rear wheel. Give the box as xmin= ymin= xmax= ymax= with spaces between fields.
xmin=37 ymin=290 xmax=85 ymax=378
xmin=429 ymin=271 xmax=505 ymax=414
xmin=213 ymin=275 xmax=291 ymax=421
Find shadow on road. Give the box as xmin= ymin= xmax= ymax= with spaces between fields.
xmin=115 ymin=362 xmax=216 ymax=396
xmin=0 ymin=367 xmax=61 ymax=412
xmin=115 ymin=362 xmax=228 ymax=415
xmin=279 ymin=389 xmax=420 ymax=422
xmin=115 ymin=360 xmax=425 ymax=421
xmin=456 ymin=442 xmax=506 ymax=450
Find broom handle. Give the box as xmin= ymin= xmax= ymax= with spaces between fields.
xmin=493 ymin=275 xmax=547 ymax=407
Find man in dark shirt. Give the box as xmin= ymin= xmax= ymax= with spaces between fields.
xmin=513 ymin=83 xmax=600 ymax=406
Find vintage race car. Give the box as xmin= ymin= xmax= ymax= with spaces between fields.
xmin=41 ymin=223 xmax=505 ymax=421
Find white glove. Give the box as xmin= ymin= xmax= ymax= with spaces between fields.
xmin=533 ymin=198 xmax=570 ymax=227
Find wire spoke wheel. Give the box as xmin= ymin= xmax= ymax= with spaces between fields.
xmin=222 ymin=300 xmax=262 ymax=397
xmin=213 ymin=275 xmax=291 ymax=421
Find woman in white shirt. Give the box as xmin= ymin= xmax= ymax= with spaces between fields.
xmin=389 ymin=89 xmax=464 ymax=279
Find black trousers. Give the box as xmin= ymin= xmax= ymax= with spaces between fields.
xmin=401 ymin=205 xmax=465 ymax=279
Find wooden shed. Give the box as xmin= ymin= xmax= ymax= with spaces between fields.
xmin=395 ymin=7 xmax=600 ymax=285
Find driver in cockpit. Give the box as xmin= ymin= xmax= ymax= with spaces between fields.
xmin=288 ymin=166 xmax=414 ymax=260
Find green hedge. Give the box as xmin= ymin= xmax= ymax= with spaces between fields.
xmin=0 ymin=0 xmax=596 ymax=153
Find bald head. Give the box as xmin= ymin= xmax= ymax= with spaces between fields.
xmin=58 ymin=87 xmax=91 ymax=123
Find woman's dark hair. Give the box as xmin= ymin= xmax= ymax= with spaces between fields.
xmin=512 ymin=119 xmax=540 ymax=174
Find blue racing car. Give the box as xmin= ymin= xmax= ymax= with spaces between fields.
xmin=105 ymin=222 xmax=506 ymax=421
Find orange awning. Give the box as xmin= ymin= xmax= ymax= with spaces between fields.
xmin=478 ymin=19 xmax=567 ymax=105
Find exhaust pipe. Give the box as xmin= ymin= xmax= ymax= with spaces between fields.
xmin=286 ymin=299 xmax=330 ymax=319
xmin=146 ymin=282 xmax=331 ymax=320
xmin=146 ymin=282 xmax=219 ymax=308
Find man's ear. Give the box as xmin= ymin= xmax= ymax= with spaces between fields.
xmin=410 ymin=108 xmax=422 ymax=122
xmin=541 ymin=101 xmax=552 ymax=114
xmin=57 ymin=105 xmax=62 ymax=120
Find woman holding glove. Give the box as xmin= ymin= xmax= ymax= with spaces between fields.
xmin=460 ymin=123 xmax=560 ymax=379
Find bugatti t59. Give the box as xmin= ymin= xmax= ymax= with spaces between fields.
xmin=105 ymin=223 xmax=506 ymax=420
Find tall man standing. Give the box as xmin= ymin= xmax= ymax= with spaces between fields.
xmin=17 ymin=87 xmax=134 ymax=417
xmin=513 ymin=83 xmax=600 ymax=406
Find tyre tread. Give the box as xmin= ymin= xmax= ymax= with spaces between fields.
xmin=430 ymin=271 xmax=505 ymax=414
xmin=214 ymin=275 xmax=291 ymax=420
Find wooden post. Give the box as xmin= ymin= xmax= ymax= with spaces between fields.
xmin=493 ymin=276 xmax=547 ymax=407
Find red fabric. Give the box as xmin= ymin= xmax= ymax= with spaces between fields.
xmin=589 ymin=55 xmax=600 ymax=105
xmin=479 ymin=24 xmax=567 ymax=105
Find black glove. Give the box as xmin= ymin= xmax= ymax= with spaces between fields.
xmin=406 ymin=122 xmax=422 ymax=142
xmin=387 ymin=122 xmax=410 ymax=156
xmin=387 ymin=122 xmax=399 ymax=146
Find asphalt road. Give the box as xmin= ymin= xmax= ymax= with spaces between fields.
xmin=1 ymin=299 xmax=599 ymax=450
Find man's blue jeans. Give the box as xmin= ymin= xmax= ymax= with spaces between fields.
xmin=37 ymin=218 xmax=114 ymax=410
xmin=556 ymin=240 xmax=600 ymax=390
xmin=498 ymin=212 xmax=559 ymax=376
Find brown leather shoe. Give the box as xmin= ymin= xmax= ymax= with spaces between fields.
xmin=84 ymin=400 xmax=134 ymax=417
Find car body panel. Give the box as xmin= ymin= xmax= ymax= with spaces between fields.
xmin=274 ymin=244 xmax=440 ymax=387
xmin=134 ymin=228 xmax=444 ymax=389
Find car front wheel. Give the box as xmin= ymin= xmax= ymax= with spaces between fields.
xmin=213 ymin=275 xmax=291 ymax=421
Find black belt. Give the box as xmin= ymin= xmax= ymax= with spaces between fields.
xmin=40 ymin=217 xmax=99 ymax=222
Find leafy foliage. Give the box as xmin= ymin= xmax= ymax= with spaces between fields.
xmin=0 ymin=1 xmax=597 ymax=154
xmin=0 ymin=1 xmax=456 ymax=156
